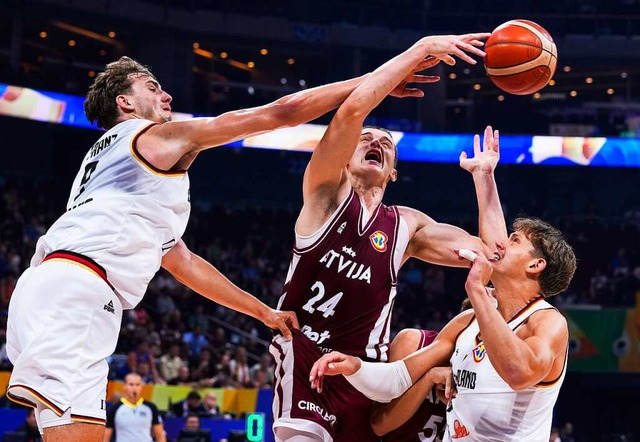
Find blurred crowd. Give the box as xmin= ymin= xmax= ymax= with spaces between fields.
xmin=0 ymin=175 xmax=639 ymax=392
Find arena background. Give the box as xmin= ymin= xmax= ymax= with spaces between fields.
xmin=0 ymin=0 xmax=639 ymax=441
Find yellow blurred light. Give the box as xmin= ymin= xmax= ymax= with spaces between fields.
xmin=88 ymin=70 xmax=96 ymax=78
xmin=563 ymin=66 xmax=571 ymax=73
xmin=497 ymin=95 xmax=505 ymax=101
xmin=287 ymin=58 xmax=295 ymax=65
xmin=193 ymin=42 xmax=200 ymax=49
xmin=549 ymin=79 xmax=556 ymax=86
xmin=247 ymin=61 xmax=255 ymax=68
xmin=39 ymin=31 xmax=47 ymax=38
xmin=585 ymin=77 xmax=593 ymax=84
xmin=533 ymin=92 xmax=541 ymax=99
xmin=68 ymin=39 xmax=76 ymax=47
xmin=570 ymin=90 xmax=578 ymax=97
xmin=260 ymin=48 xmax=268 ymax=55
xmin=220 ymin=52 xmax=228 ymax=59
xmin=473 ymin=84 xmax=481 ymax=90
xmin=108 ymin=31 xmax=116 ymax=38
xmin=607 ymin=88 xmax=614 ymax=95
xmin=449 ymin=73 xmax=457 ymax=80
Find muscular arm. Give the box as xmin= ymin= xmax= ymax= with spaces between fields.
xmin=103 ymin=428 xmax=113 ymax=442
xmin=298 ymin=34 xmax=488 ymax=234
xmin=161 ymin=240 xmax=298 ymax=339
xmin=466 ymin=279 xmax=568 ymax=390
xmin=403 ymin=207 xmax=493 ymax=267
xmin=371 ymin=329 xmax=437 ymax=436
xmin=136 ymin=75 xmax=368 ymax=171
xmin=310 ymin=312 xmax=472 ymax=401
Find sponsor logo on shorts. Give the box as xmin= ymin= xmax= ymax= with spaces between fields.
xmin=298 ymin=400 xmax=337 ymax=425
xmin=103 ymin=300 xmax=115 ymax=314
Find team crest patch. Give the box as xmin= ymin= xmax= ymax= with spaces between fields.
xmin=369 ymin=231 xmax=388 ymax=252
xmin=472 ymin=343 xmax=486 ymax=362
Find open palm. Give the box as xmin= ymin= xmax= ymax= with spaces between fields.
xmin=460 ymin=125 xmax=500 ymax=174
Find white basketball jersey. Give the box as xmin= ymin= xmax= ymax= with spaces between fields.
xmin=445 ymin=297 xmax=566 ymax=442
xmin=32 ymin=119 xmax=190 ymax=309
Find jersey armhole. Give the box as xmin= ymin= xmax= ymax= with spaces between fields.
xmin=129 ymin=121 xmax=187 ymax=177
xmin=293 ymin=189 xmax=354 ymax=253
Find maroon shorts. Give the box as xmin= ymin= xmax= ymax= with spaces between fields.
xmin=270 ymin=329 xmax=378 ymax=441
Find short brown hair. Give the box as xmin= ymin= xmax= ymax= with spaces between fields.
xmin=84 ymin=56 xmax=155 ymax=130
xmin=362 ymin=125 xmax=398 ymax=167
xmin=513 ymin=217 xmax=576 ymax=297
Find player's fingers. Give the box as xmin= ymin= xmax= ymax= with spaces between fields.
xmin=473 ymin=134 xmax=481 ymax=156
xmin=416 ymin=56 xmax=440 ymax=71
xmin=440 ymin=55 xmax=456 ymax=66
xmin=401 ymin=88 xmax=426 ymax=98
xmin=463 ymin=32 xmax=491 ymax=41
xmin=452 ymin=48 xmax=477 ymax=65
xmin=469 ymin=39 xmax=485 ymax=47
xmin=494 ymin=130 xmax=500 ymax=153
xmin=459 ymin=41 xmax=487 ymax=58
xmin=412 ymin=74 xmax=440 ymax=83
xmin=484 ymin=126 xmax=493 ymax=151
xmin=288 ymin=312 xmax=300 ymax=330
xmin=445 ymin=372 xmax=452 ymax=399
xmin=459 ymin=151 xmax=468 ymax=164
xmin=277 ymin=318 xmax=293 ymax=341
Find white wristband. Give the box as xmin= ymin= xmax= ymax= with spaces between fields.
xmin=344 ymin=360 xmax=413 ymax=403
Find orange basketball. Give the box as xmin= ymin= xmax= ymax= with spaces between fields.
xmin=484 ymin=20 xmax=558 ymax=95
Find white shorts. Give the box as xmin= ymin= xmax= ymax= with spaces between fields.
xmin=6 ymin=253 xmax=123 ymax=427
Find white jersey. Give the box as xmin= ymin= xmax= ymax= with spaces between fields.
xmin=32 ymin=119 xmax=190 ymax=309
xmin=445 ymin=297 xmax=566 ymax=442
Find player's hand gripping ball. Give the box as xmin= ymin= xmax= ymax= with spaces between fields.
xmin=484 ymin=20 xmax=557 ymax=95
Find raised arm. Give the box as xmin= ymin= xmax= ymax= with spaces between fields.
xmin=161 ymin=240 xmax=299 ymax=340
xmin=297 ymin=34 xmax=489 ymax=233
xmin=464 ymin=252 xmax=568 ymax=390
xmin=460 ymin=125 xmax=509 ymax=256
xmin=137 ymin=74 xmax=368 ymax=170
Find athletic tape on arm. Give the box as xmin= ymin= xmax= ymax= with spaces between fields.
xmin=344 ymin=360 xmax=412 ymax=403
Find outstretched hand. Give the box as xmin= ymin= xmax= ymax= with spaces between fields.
xmin=460 ymin=125 xmax=500 ymax=174
xmin=390 ymin=56 xmax=442 ymax=98
xmin=262 ymin=309 xmax=300 ymax=341
xmin=423 ymin=33 xmax=491 ymax=65
xmin=309 ymin=351 xmax=362 ymax=393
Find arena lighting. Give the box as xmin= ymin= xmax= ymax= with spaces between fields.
xmin=287 ymin=58 xmax=295 ymax=65
xmin=247 ymin=61 xmax=255 ymax=68
xmin=39 ymin=31 xmax=47 ymax=38
xmin=2 ymin=82 xmax=639 ymax=167
xmin=193 ymin=48 xmax=214 ymax=59
xmin=51 ymin=21 xmax=124 ymax=50
xmin=449 ymin=73 xmax=457 ymax=79
xmin=260 ymin=48 xmax=268 ymax=55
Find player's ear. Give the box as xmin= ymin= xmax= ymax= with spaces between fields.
xmin=525 ymin=257 xmax=546 ymax=276
xmin=388 ymin=168 xmax=398 ymax=183
xmin=116 ymin=95 xmax=134 ymax=112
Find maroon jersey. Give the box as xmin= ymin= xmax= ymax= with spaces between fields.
xmin=278 ymin=189 xmax=407 ymax=361
xmin=383 ymin=330 xmax=447 ymax=442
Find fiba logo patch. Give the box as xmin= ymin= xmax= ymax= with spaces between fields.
xmin=472 ymin=343 xmax=486 ymax=362
xmin=369 ymin=231 xmax=388 ymax=252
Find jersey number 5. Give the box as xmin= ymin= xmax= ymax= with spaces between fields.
xmin=73 ymin=161 xmax=99 ymax=201
xmin=302 ymin=281 xmax=343 ymax=318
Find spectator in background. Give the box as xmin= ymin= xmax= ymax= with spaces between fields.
xmin=229 ymin=346 xmax=251 ymax=387
xmin=104 ymin=373 xmax=165 ymax=442
xmin=190 ymin=348 xmax=216 ymax=382
xmin=158 ymin=344 xmax=184 ymax=381
xmin=183 ymin=326 xmax=209 ymax=356
xmin=560 ymin=422 xmax=576 ymax=442
xmin=250 ymin=353 xmax=274 ymax=387
xmin=550 ymin=426 xmax=562 ymax=442
xmin=167 ymin=365 xmax=196 ymax=387
xmin=175 ymin=414 xmax=210 ymax=442
xmin=126 ymin=341 xmax=163 ymax=384
xmin=201 ymin=392 xmax=221 ymax=417
xmin=170 ymin=391 xmax=206 ymax=418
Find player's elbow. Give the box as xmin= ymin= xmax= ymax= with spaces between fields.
xmin=501 ymin=366 xmax=535 ymax=391
xmin=370 ymin=409 xmax=390 ymax=436
xmin=270 ymin=93 xmax=307 ymax=128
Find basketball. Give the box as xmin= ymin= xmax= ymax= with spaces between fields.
xmin=484 ymin=20 xmax=558 ymax=95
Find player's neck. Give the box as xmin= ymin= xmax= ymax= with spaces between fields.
xmin=492 ymin=277 xmax=541 ymax=320
xmin=350 ymin=178 xmax=385 ymax=211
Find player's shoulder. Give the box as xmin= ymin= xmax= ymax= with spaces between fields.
xmin=527 ymin=305 xmax=568 ymax=333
